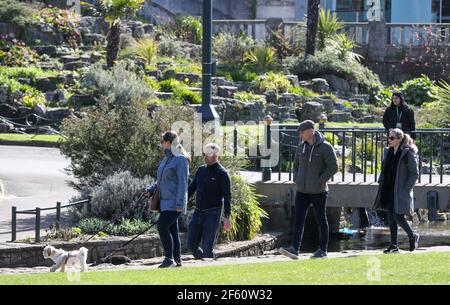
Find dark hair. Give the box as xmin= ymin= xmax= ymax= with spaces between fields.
xmin=161 ymin=131 xmax=191 ymax=163
xmin=391 ymin=91 xmax=405 ymax=107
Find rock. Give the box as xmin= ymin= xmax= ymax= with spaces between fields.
xmin=0 ymin=104 xmax=18 ymax=117
xmin=323 ymin=74 xmax=350 ymax=94
xmin=278 ymin=93 xmax=297 ymax=108
xmin=33 ymin=45 xmax=57 ymax=57
xmin=17 ymin=78 xmax=31 ymax=85
xmin=63 ymin=61 xmax=90 ymax=71
xmin=82 ymin=33 xmax=105 ymax=44
xmin=217 ymin=86 xmax=238 ymax=98
xmin=264 ymin=90 xmax=277 ymax=104
xmin=142 ymin=24 xmax=155 ymax=34
xmin=132 ymin=26 xmax=145 ymax=39
xmin=0 ymin=85 xmax=10 ymax=104
xmin=214 ymin=99 xmax=265 ymax=122
xmin=234 ymin=81 xmax=253 ymax=91
xmin=162 ymin=69 xmax=176 ymax=80
xmin=156 ymin=92 xmax=174 ymax=100
xmin=175 ymin=72 xmax=201 ymax=84
xmin=266 ymin=104 xmax=294 ymax=122
xmin=348 ymin=164 xmax=362 ymax=173
xmin=10 ymin=90 xmax=24 ymax=103
xmin=65 ymin=73 xmax=78 ymax=86
xmin=33 ymin=104 xmax=46 ymax=117
xmin=212 ymin=77 xmax=233 ymax=87
xmin=359 ymin=115 xmax=376 ymax=123
xmin=329 ymin=111 xmax=352 ymax=122
xmin=35 ymin=76 xmax=65 ymax=92
xmin=297 ymin=101 xmax=324 ymax=122
xmin=311 ymin=78 xmax=330 ymax=94
xmin=69 ymin=94 xmax=96 ymax=107
xmin=45 ymin=108 xmax=73 ymax=121
xmin=351 ymin=109 xmax=364 ymax=119
xmin=420 ymin=165 xmax=438 ymax=175
xmin=312 ymin=96 xmax=334 ymax=113
xmin=90 ymin=52 xmax=103 ymax=63
xmin=286 ymin=75 xmax=299 ymax=87
xmin=146 ymin=70 xmax=163 ymax=80
xmin=60 ymin=55 xmax=81 ymax=64
xmin=78 ymin=17 xmax=109 ymax=34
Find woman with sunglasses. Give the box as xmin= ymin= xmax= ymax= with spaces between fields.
xmin=144 ymin=131 xmax=190 ymax=268
xmin=374 ymin=128 xmax=420 ymax=253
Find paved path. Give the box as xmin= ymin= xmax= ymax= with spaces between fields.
xmin=0 ymin=246 xmax=449 ymax=275
xmin=0 ymin=146 xmax=77 ymax=242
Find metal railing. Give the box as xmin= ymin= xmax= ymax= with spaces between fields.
xmin=269 ymin=125 xmax=450 ymax=184
xmin=11 ymin=198 xmax=90 ymax=243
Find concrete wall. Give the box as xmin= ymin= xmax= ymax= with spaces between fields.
xmin=256 ymin=0 xmax=296 ymax=20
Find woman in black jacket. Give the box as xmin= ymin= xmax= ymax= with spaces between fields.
xmin=383 ymin=91 xmax=416 ymax=140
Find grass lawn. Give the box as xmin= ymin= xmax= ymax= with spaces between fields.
xmin=1 ymin=252 xmax=448 ymax=285
xmin=0 ymin=133 xmax=62 ymax=143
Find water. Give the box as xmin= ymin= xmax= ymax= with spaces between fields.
xmin=300 ymin=221 xmax=450 ymax=253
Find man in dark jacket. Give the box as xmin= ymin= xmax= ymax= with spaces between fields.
xmin=187 ymin=143 xmax=232 ymax=259
xmin=279 ymin=120 xmax=338 ymax=259
xmin=383 ymin=91 xmax=416 ymax=139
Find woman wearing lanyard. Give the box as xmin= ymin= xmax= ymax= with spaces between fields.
xmin=383 ymin=91 xmax=416 ymax=140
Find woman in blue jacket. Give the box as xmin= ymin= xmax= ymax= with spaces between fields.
xmin=145 ymin=131 xmax=190 ymax=268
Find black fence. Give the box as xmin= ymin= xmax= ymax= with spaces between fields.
xmin=232 ymin=124 xmax=450 ymax=183
xmin=11 ymin=198 xmax=90 ymax=243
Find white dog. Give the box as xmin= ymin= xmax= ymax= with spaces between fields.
xmin=43 ymin=245 xmax=88 ymax=272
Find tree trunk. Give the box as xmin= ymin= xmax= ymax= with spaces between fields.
xmin=106 ymin=19 xmax=121 ymax=68
xmin=305 ymin=0 xmax=321 ymax=56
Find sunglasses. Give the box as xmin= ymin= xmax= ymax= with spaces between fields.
xmin=388 ymin=136 xmax=399 ymax=141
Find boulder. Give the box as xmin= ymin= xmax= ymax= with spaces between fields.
xmin=312 ymin=96 xmax=334 ymax=113
xmin=45 ymin=108 xmax=73 ymax=121
xmin=146 ymin=70 xmax=163 ymax=80
xmin=297 ymin=101 xmax=324 ymax=122
xmin=33 ymin=45 xmax=57 ymax=57
xmin=78 ymin=17 xmax=109 ymax=34
xmin=0 ymin=122 xmax=13 ymax=133
xmin=212 ymin=77 xmax=233 ymax=87
xmin=286 ymin=74 xmax=299 ymax=87
xmin=217 ymin=86 xmax=238 ymax=98
xmin=322 ymin=74 xmax=350 ymax=94
xmin=278 ymin=93 xmax=297 ymax=108
xmin=264 ymin=90 xmax=277 ymax=104
xmin=35 ymin=76 xmax=65 ymax=92
xmin=82 ymin=33 xmax=106 ymax=44
xmin=69 ymin=94 xmax=96 ymax=107
xmin=59 ymin=55 xmax=81 ymax=64
xmin=162 ymin=69 xmax=176 ymax=80
xmin=175 ymin=72 xmax=201 ymax=84
xmin=63 ymin=61 xmax=90 ymax=71
xmin=329 ymin=111 xmax=352 ymax=122
xmin=0 ymin=104 xmax=18 ymax=117
xmin=359 ymin=115 xmax=377 ymax=123
xmin=0 ymin=85 xmax=10 ymax=104
xmin=311 ymin=78 xmax=330 ymax=94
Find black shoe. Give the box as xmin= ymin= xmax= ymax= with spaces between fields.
xmin=158 ymin=259 xmax=175 ymax=268
xmin=311 ymin=249 xmax=327 ymax=259
xmin=174 ymin=257 xmax=182 ymax=267
xmin=383 ymin=245 xmax=399 ymax=254
xmin=278 ymin=247 xmax=299 ymax=259
xmin=409 ymin=234 xmax=420 ymax=252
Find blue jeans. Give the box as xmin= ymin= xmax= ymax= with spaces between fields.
xmin=292 ymin=192 xmax=329 ymax=252
xmin=187 ymin=208 xmax=222 ymax=259
xmin=157 ymin=211 xmax=181 ymax=261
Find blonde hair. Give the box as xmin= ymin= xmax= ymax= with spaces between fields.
xmin=389 ymin=128 xmax=417 ymax=153
xmin=162 ymin=130 xmax=191 ymax=163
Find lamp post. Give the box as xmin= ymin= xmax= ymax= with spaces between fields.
xmin=262 ymin=115 xmax=273 ymax=181
xmin=199 ymin=0 xmax=219 ymax=123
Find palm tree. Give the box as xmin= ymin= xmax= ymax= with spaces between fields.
xmin=305 ymin=0 xmax=321 ymax=56
xmin=99 ymin=0 xmax=144 ymax=68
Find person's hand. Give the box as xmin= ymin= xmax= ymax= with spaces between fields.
xmin=223 ymin=217 xmax=232 ymax=232
xmin=143 ymin=190 xmax=152 ymax=198
xmin=176 ymin=208 xmax=182 ymax=213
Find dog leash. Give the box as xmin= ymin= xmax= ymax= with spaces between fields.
xmin=72 ymin=192 xmax=148 ymax=251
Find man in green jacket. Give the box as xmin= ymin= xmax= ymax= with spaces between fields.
xmin=279 ymin=120 xmax=338 ymax=259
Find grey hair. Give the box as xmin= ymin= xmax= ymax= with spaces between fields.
xmin=204 ymin=143 xmax=221 ymax=156
xmin=389 ymin=128 xmax=418 ymax=153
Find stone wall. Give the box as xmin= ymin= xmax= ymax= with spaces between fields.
xmin=0 ymin=233 xmax=281 ymax=268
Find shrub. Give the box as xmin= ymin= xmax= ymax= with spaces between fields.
xmin=158 ymin=78 xmax=184 ymax=92
xmin=217 ymin=66 xmax=258 ymax=82
xmin=287 ymin=50 xmax=381 ymax=93
xmin=42 ymin=225 xmax=81 ymax=242
xmin=33 ymin=6 xmax=80 ymax=40
xmin=81 ymin=62 xmax=155 ymax=106
xmin=173 ymin=87 xmax=201 ymax=104
xmin=77 ymin=217 xmax=158 ymax=236
xmin=288 ymin=86 xmax=319 ymax=97
xmin=244 ymin=46 xmax=276 ymax=74
xmin=234 ymin=91 xmax=265 ymax=103
xmin=256 ymin=72 xmax=292 ymax=94
xmin=157 ymin=36 xmax=186 ymax=58
xmin=174 ymin=16 xmax=202 ymax=45
xmin=0 ymin=37 xmax=40 ymax=66
xmin=416 ymin=80 xmax=450 ymax=128
xmin=370 ymin=85 xmax=392 ymax=107
xmin=219 ymin=175 xmax=268 ymax=241
xmin=213 ymin=32 xmax=256 ymax=66
xmin=124 ymin=38 xmax=158 ymax=65
xmin=399 ymin=75 xmax=435 ymax=106
xmin=325 ymin=33 xmax=363 ymax=63
xmin=317 ymin=10 xmax=343 ymax=51
xmin=0 ymin=0 xmax=42 ymax=30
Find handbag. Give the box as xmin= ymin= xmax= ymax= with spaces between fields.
xmin=149 ymin=156 xmax=172 ymax=212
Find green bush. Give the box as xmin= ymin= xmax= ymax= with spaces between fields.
xmin=161 ymin=16 xmax=202 ymax=45
xmin=325 ymin=33 xmax=363 ymax=63
xmin=77 ymin=217 xmax=158 ymax=236
xmin=157 ymin=36 xmax=186 ymax=58
xmin=416 ymin=80 xmax=450 ymax=128
xmin=216 ymin=65 xmax=258 ymax=82
xmin=213 ymin=32 xmax=256 ymax=66
xmin=244 ymin=46 xmax=277 ymax=74
xmin=0 ymin=0 xmax=42 ymax=29
xmin=219 ymin=175 xmax=268 ymax=241
xmin=256 ymin=72 xmax=292 ymax=94
xmin=158 ymin=78 xmax=184 ymax=92
xmin=399 ymin=75 xmax=435 ymax=106
xmin=234 ymin=91 xmax=265 ymax=103
xmin=124 ymin=38 xmax=158 ymax=65
xmin=173 ymin=87 xmax=201 ymax=104
xmin=287 ymin=50 xmax=381 ymax=93
xmin=288 ymin=86 xmax=318 ymax=97
xmin=317 ymin=9 xmax=343 ymax=51
xmin=370 ymin=85 xmax=392 ymax=107
xmin=33 ymin=6 xmax=80 ymax=40
xmin=81 ymin=62 xmax=155 ymax=106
